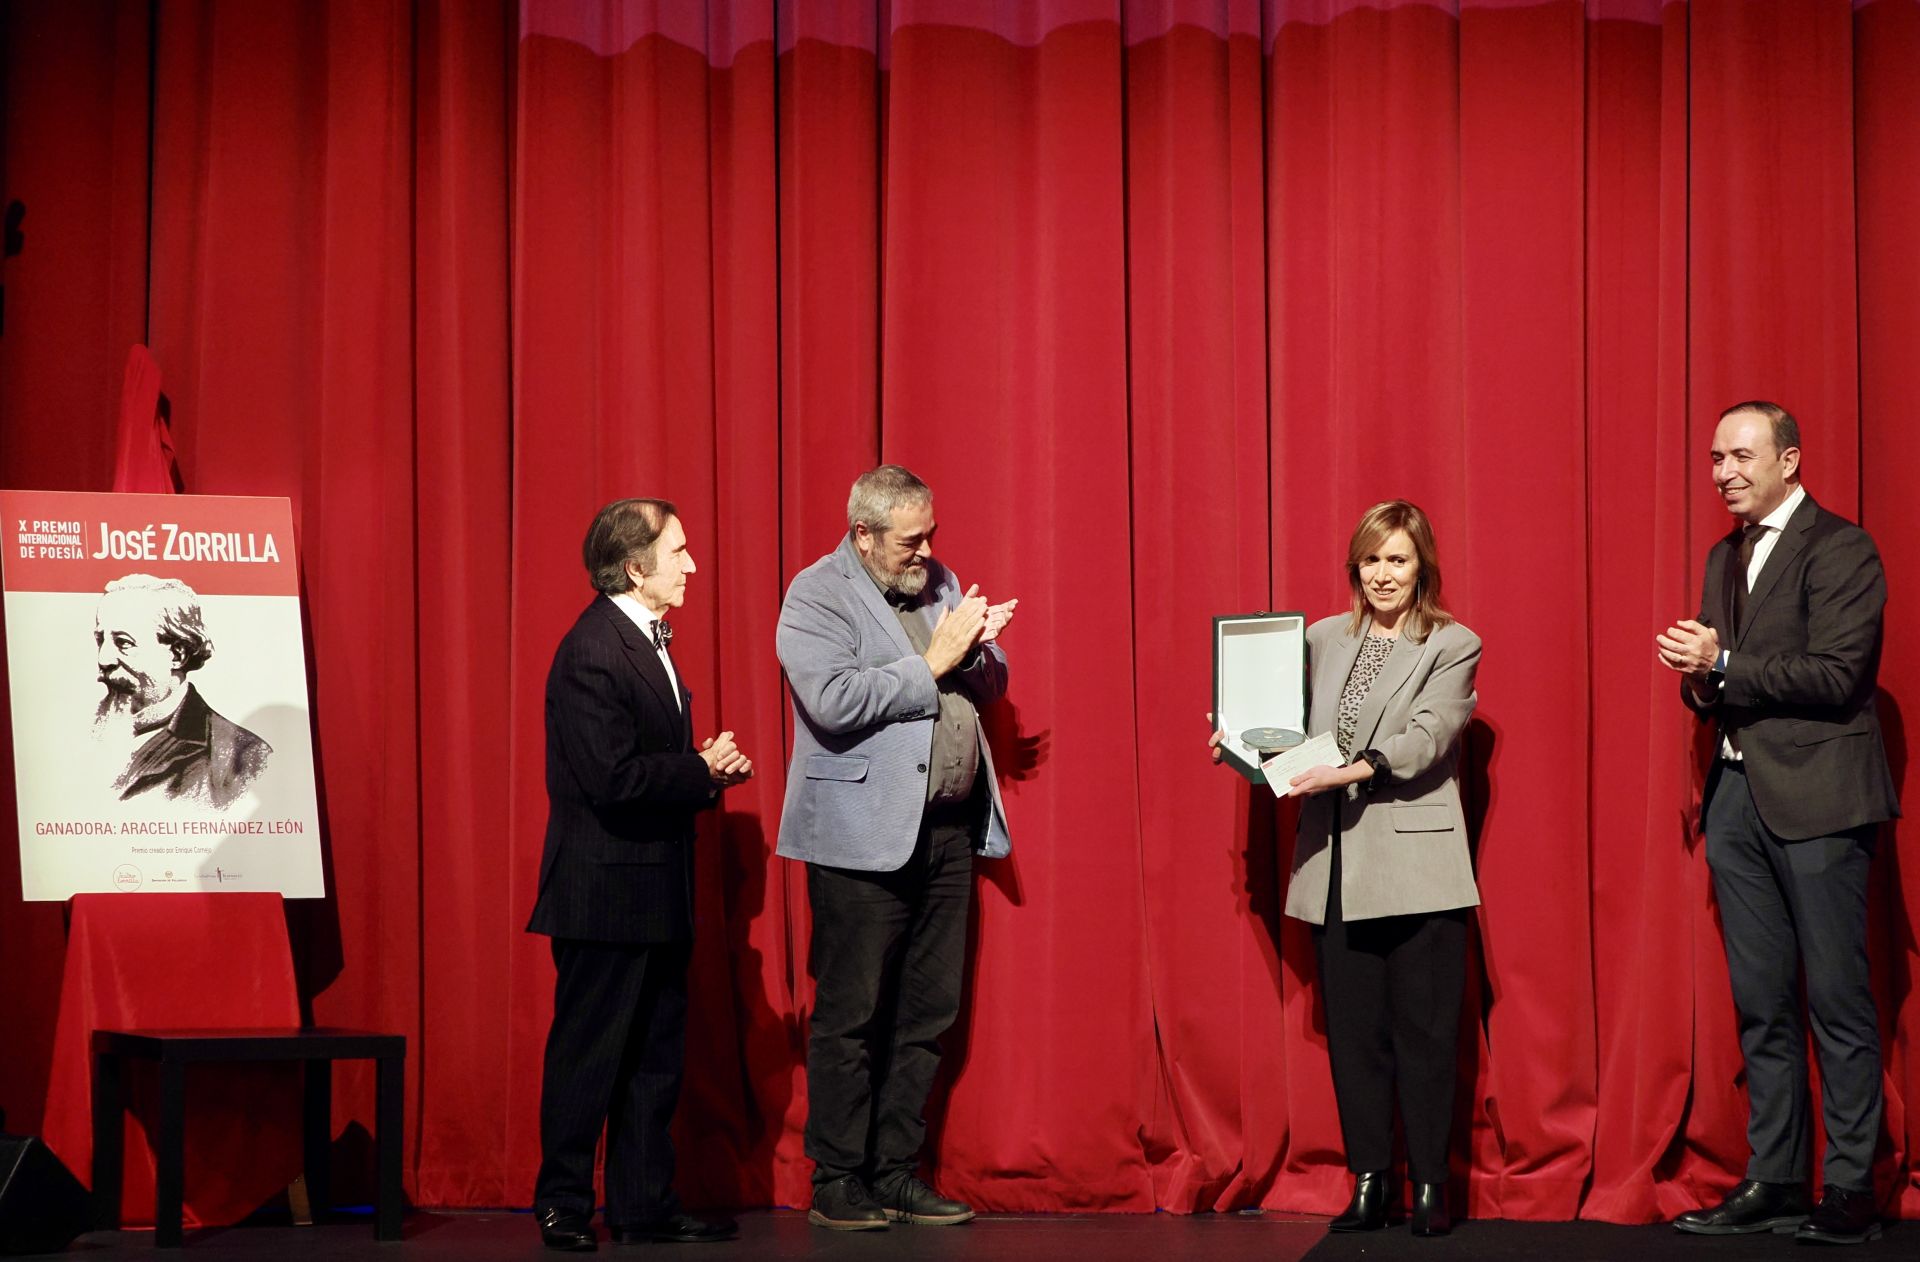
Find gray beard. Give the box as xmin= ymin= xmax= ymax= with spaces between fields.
xmin=863 ymin=553 xmax=929 ymax=598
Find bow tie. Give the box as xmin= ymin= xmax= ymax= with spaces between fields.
xmin=650 ymin=619 xmax=673 ymax=653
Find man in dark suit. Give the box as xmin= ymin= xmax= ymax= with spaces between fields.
xmin=528 ymin=498 xmax=753 ymax=1250
xmin=1658 ymin=401 xmax=1899 ymax=1246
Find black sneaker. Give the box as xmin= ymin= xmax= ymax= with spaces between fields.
xmin=873 ymin=1175 xmax=974 ymax=1226
xmin=808 ymin=1175 xmax=888 ymax=1231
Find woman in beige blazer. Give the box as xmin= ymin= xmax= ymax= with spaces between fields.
xmin=1213 ymin=500 xmax=1480 ymax=1237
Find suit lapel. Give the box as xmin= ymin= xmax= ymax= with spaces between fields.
xmin=1350 ymin=633 xmax=1427 ymax=754
xmin=835 ymin=536 xmax=917 ymax=657
xmin=594 ymin=596 xmax=678 ymax=719
xmin=1735 ymin=494 xmax=1817 ymax=647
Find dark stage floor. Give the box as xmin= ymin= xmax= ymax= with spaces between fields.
xmin=29 ymin=1210 xmax=1907 ymax=1261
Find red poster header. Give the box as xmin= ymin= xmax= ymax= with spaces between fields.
xmin=1 ymin=491 xmax=300 ymax=597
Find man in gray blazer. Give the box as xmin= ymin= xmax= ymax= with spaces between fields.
xmin=1658 ymin=402 xmax=1899 ymax=1246
xmin=775 ymin=465 xmax=1015 ymax=1231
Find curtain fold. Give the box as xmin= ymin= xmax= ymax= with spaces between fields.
xmin=2 ymin=0 xmax=1918 ymax=1222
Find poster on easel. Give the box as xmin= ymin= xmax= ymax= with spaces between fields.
xmin=1 ymin=491 xmax=324 ymax=899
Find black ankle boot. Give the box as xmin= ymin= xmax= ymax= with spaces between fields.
xmin=1411 ymin=1181 xmax=1451 ymax=1236
xmin=1330 ymin=1171 xmax=1389 ymax=1232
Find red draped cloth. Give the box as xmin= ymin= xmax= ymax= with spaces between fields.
xmin=109 ymin=344 xmax=179 ymax=495
xmin=41 ymin=894 xmax=302 ymax=1227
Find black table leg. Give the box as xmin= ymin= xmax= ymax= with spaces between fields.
xmin=155 ymin=1062 xmax=186 ymax=1248
xmin=374 ymin=1054 xmax=403 ymax=1241
xmin=90 ymin=1051 xmax=124 ymax=1230
xmin=302 ymin=1059 xmax=333 ymax=1223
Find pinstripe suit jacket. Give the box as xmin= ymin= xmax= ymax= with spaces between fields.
xmin=527 ymin=595 xmax=716 ymax=943
xmin=775 ymin=536 xmax=1012 ymax=871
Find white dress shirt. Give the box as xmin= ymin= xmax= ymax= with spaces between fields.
xmin=1742 ymin=484 xmax=1805 ymax=589
xmin=611 ymin=592 xmax=682 ymax=711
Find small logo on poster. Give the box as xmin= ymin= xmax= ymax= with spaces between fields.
xmin=112 ymin=864 xmax=142 ymax=891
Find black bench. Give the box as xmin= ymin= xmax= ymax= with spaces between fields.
xmin=91 ymin=1027 xmax=405 ymax=1247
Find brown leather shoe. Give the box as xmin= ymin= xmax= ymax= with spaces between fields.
xmin=873 ymin=1175 xmax=974 ymax=1226
xmin=808 ymin=1176 xmax=888 ymax=1231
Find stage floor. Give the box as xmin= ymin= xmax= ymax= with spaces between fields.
xmin=45 ymin=1209 xmax=1906 ymax=1260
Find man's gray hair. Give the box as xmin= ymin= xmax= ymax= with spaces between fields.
xmin=103 ymin=574 xmax=213 ymax=672
xmin=846 ymin=465 xmax=931 ymax=535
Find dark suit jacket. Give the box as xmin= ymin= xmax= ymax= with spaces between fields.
xmin=1687 ymin=492 xmax=1900 ymax=840
xmin=116 ymin=684 xmax=271 ymax=808
xmin=526 ymin=595 xmax=717 ymax=944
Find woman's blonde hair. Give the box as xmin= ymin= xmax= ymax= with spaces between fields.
xmin=1344 ymin=500 xmax=1455 ymax=641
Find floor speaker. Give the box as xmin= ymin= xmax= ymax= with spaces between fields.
xmin=0 ymin=1134 xmax=90 ymax=1255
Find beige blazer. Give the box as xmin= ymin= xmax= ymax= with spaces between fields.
xmin=1282 ymin=615 xmax=1482 ymax=925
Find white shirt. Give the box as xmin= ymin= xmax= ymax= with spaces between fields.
xmin=1719 ymin=483 xmax=1805 ymax=758
xmin=611 ymin=592 xmax=682 ymax=712
xmin=1742 ymin=483 xmax=1805 ymax=589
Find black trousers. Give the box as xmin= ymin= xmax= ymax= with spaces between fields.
xmin=534 ymin=937 xmax=690 ymax=1225
xmin=1704 ymin=761 xmax=1881 ymax=1191
xmin=1312 ymin=837 xmax=1468 ymax=1183
xmin=804 ymin=801 xmax=976 ymax=1190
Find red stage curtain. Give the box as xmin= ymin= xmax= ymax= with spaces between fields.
xmin=2 ymin=0 xmax=1918 ymax=1224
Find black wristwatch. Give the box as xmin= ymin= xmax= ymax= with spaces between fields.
xmin=1355 ymin=748 xmax=1391 ymax=791
xmin=1706 ymin=648 xmax=1729 ymax=690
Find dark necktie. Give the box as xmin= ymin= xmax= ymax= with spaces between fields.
xmin=1731 ymin=524 xmax=1765 ymax=628
xmin=651 ymin=619 xmax=672 ymax=653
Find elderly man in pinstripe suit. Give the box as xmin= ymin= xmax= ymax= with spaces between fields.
xmin=528 ymin=498 xmax=753 ymax=1251
xmin=777 ymin=465 xmax=1017 ymax=1232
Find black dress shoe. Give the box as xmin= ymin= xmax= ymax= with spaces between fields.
xmin=808 ymin=1175 xmax=888 ymax=1231
xmin=1329 ymin=1171 xmax=1389 ymax=1232
xmin=873 ymin=1175 xmax=975 ymax=1225
xmin=1411 ymin=1182 xmax=1451 ymax=1237
xmin=1672 ymin=1179 xmax=1811 ymax=1235
xmin=609 ymin=1213 xmax=738 ymax=1244
xmin=537 ymin=1207 xmax=597 ymax=1251
xmin=1794 ymin=1185 xmax=1881 ymax=1245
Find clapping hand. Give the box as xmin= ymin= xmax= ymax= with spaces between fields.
xmin=982 ymin=596 xmax=1019 ymax=643
xmin=1655 ymin=618 xmax=1719 ymax=677
xmin=926 ymin=586 xmax=989 ymax=678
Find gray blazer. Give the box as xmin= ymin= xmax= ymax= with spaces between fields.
xmin=1283 ymin=615 xmax=1481 ymax=925
xmin=775 ymin=535 xmax=1013 ymax=871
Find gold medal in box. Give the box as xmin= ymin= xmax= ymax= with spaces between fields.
xmin=1212 ymin=612 xmax=1308 ymax=785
